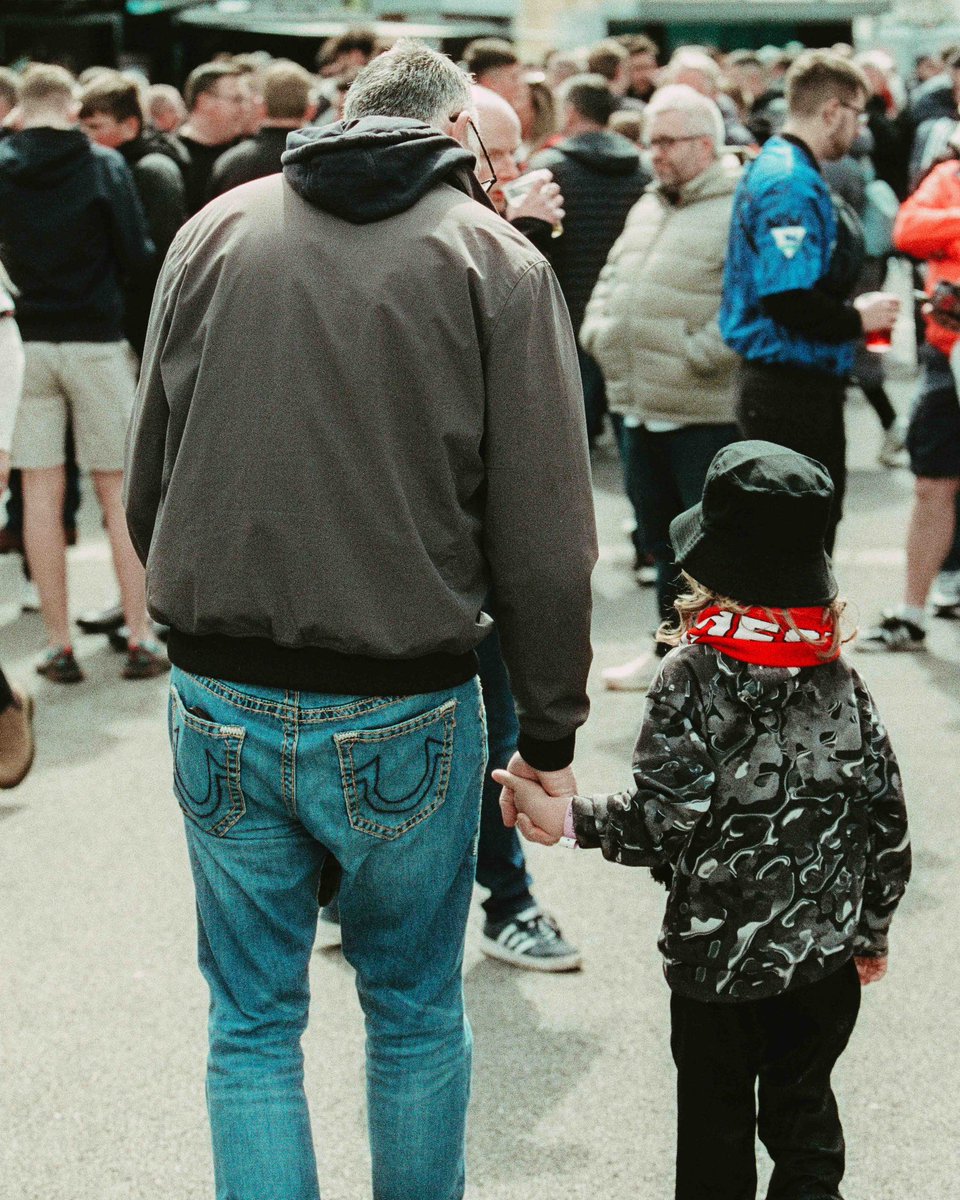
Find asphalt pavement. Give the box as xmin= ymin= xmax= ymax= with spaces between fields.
xmin=1 ymin=378 xmax=958 ymax=1199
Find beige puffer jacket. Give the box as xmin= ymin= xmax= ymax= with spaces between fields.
xmin=580 ymin=153 xmax=742 ymax=426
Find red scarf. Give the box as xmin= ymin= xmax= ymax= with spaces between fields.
xmin=681 ymin=605 xmax=839 ymax=667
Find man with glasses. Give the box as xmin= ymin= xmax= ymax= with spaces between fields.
xmin=720 ymin=49 xmax=900 ymax=552
xmin=175 ymin=62 xmax=246 ymax=213
xmin=580 ymin=84 xmax=741 ymax=692
xmin=126 ymin=39 xmax=596 ymax=1200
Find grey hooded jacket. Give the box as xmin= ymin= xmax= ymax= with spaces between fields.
xmin=124 ymin=117 xmax=598 ymax=769
xmin=573 ymin=643 xmax=910 ymax=1002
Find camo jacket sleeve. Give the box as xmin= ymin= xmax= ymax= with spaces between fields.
xmin=851 ymin=670 xmax=911 ymax=958
xmin=571 ymin=653 xmax=715 ymax=866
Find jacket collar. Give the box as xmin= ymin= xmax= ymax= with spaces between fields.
xmin=780 ymin=133 xmax=822 ymax=175
xmin=652 ymin=154 xmax=740 ymax=208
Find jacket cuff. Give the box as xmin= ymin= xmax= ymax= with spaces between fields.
xmin=516 ymin=730 xmax=575 ymax=772
xmin=852 ymin=925 xmax=889 ymax=958
xmin=570 ymin=794 xmax=601 ymax=848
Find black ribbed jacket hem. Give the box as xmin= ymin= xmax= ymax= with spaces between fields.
xmin=168 ymin=630 xmax=478 ymax=697
xmin=19 ymin=320 xmax=125 ymax=343
xmin=517 ymin=730 xmax=576 ymax=772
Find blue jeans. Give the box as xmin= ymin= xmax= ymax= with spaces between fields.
xmin=624 ymin=423 xmax=739 ymax=623
xmin=474 ymin=625 xmax=533 ymax=924
xmin=609 ymin=413 xmax=647 ymax=559
xmin=577 ymin=345 xmax=607 ymax=445
xmin=169 ymin=667 xmax=487 ymax=1200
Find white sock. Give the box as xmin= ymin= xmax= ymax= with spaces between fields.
xmin=898 ymin=604 xmax=927 ymax=629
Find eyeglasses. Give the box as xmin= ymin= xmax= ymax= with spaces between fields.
xmin=644 ymin=134 xmax=704 ymax=151
xmin=838 ymin=101 xmax=869 ymax=127
xmin=466 ymin=118 xmax=497 ymax=193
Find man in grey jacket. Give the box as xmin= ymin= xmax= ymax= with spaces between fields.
xmin=124 ymin=40 xmax=596 ymax=1200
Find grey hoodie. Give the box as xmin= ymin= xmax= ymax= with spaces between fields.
xmin=124 ymin=117 xmax=597 ymax=769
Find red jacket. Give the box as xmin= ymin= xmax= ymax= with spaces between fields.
xmin=894 ymin=158 xmax=960 ymax=356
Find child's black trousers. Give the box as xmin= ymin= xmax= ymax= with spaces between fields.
xmin=670 ymin=958 xmax=861 ymax=1200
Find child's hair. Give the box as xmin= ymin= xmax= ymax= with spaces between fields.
xmin=657 ymin=572 xmax=855 ymax=660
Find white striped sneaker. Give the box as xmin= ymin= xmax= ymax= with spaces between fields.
xmin=480 ymin=906 xmax=582 ymax=972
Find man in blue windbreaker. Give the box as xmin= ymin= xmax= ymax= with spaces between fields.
xmin=721 ymin=50 xmax=900 ymax=550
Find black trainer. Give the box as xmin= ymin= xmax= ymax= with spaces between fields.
xmin=36 ymin=646 xmax=84 ymax=684
xmin=857 ymin=612 xmax=926 ymax=653
xmin=480 ymin=905 xmax=582 ymax=972
xmin=76 ymin=603 xmax=124 ymax=635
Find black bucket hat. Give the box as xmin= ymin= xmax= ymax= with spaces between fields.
xmin=669 ymin=440 xmax=838 ymax=608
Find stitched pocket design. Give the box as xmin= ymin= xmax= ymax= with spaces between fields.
xmin=168 ymin=685 xmax=246 ymax=837
xmin=335 ymin=698 xmax=457 ymax=840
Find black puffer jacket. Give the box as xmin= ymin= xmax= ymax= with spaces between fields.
xmin=573 ymin=643 xmax=910 ymax=1003
xmin=529 ymin=131 xmax=649 ymax=334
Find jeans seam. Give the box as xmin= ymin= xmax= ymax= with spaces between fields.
xmin=189 ymin=673 xmax=401 ymax=723
xmin=336 ymin=698 xmax=458 ymax=744
xmin=297 ymin=696 xmax=400 ymax=724
xmin=282 ymin=690 xmax=299 ymax=820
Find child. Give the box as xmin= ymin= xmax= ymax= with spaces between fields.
xmin=495 ymin=440 xmax=911 ymax=1200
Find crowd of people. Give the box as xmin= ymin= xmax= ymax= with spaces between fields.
xmin=0 ymin=22 xmax=951 ymax=1200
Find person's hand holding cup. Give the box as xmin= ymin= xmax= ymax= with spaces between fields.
xmin=502 ymin=169 xmax=565 ymax=236
xmin=854 ymin=291 xmax=901 ymax=353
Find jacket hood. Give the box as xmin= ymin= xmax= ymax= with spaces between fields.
xmin=120 ymin=128 xmax=190 ymax=169
xmin=554 ymin=131 xmax=642 ymax=176
xmin=0 ymin=127 xmax=92 ymax=190
xmin=282 ymin=116 xmax=478 ymax=224
xmin=712 ymin=652 xmax=804 ymax=712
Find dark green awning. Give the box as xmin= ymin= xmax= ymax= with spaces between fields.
xmin=630 ymin=0 xmax=890 ymax=19
xmin=171 ymin=7 xmax=504 ymax=43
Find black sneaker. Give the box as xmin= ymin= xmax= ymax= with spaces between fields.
xmin=76 ymin=604 xmax=125 ymax=635
xmin=108 ymin=621 xmax=170 ymax=653
xmin=857 ymin=612 xmax=926 ymax=653
xmin=36 ymin=646 xmax=84 ymax=684
xmin=480 ymin=906 xmax=582 ymax=972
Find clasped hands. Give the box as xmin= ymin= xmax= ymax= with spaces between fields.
xmin=494 ymin=752 xmax=574 ymax=846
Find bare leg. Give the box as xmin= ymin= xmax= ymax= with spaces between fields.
xmin=904 ymin=477 xmax=960 ymax=609
xmin=22 ymin=466 xmax=70 ymax=649
xmin=91 ymin=469 xmax=150 ymax=645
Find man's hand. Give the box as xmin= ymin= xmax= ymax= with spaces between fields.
xmin=495 ymin=750 xmax=576 ymax=844
xmin=854 ymin=291 xmax=900 ymax=333
xmin=505 ymin=171 xmax=565 ymax=229
xmin=493 ymin=761 xmax=572 ymax=845
xmin=854 ymin=955 xmax=888 ymax=985
xmin=0 ymin=450 xmax=10 ymax=494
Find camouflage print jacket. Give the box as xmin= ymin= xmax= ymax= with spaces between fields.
xmin=572 ymin=644 xmax=910 ymax=1003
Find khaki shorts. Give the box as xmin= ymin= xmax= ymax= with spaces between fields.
xmin=11 ymin=341 xmax=138 ymax=471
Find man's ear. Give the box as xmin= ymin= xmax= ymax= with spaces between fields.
xmin=447 ymin=108 xmax=474 ymax=147
xmin=821 ymin=95 xmax=842 ymax=128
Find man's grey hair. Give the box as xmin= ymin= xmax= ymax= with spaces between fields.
xmin=343 ymin=39 xmax=471 ymax=128
xmin=663 ymin=49 xmax=721 ymax=92
xmin=645 ymin=83 xmax=725 ymax=152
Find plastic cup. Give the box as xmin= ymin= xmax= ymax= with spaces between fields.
xmin=501 ymin=170 xmax=563 ymax=237
xmin=865 ymin=328 xmax=892 ymax=354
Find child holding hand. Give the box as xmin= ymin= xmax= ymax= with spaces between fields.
xmin=494 ymin=441 xmax=911 ymax=1200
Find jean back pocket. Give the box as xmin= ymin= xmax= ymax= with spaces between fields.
xmin=168 ymin=685 xmax=246 ymax=837
xmin=335 ymin=698 xmax=457 ymax=840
